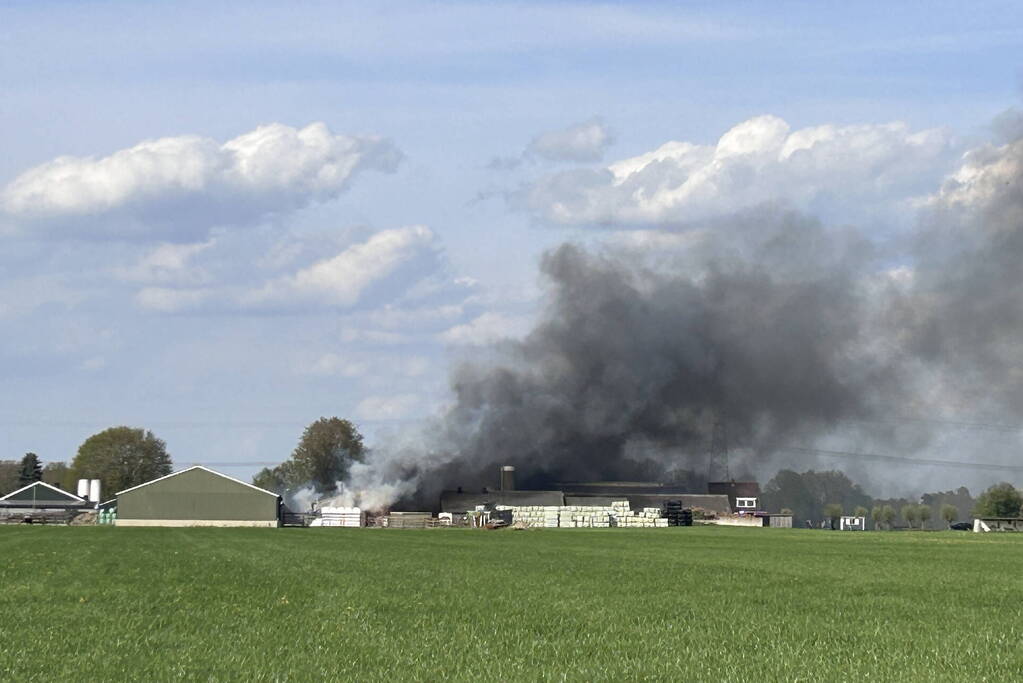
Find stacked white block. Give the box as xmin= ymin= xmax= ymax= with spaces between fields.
xmin=505 ymin=500 xmax=664 ymax=528
xmin=319 ymin=506 xmax=365 ymax=527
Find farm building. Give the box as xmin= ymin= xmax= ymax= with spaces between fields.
xmin=707 ymin=481 xmax=761 ymax=512
xmin=440 ymin=489 xmax=565 ymax=513
xmin=440 ymin=468 xmax=737 ymax=517
xmin=115 ymin=466 xmax=282 ymax=527
xmin=0 ymin=481 xmax=89 ymax=520
xmin=567 ymin=493 xmax=732 ymax=516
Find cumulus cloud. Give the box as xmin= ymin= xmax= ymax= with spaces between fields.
xmin=524 ymin=115 xmax=952 ymax=226
xmin=249 ymin=225 xmax=440 ymax=307
xmin=439 ymin=311 xmax=530 ymax=346
xmin=1 ymin=122 xmax=402 ymax=239
xmin=130 ymin=226 xmax=462 ymax=315
xmin=926 ymin=135 xmax=1022 ymax=214
xmin=526 ymin=118 xmax=613 ymax=163
xmin=488 ymin=118 xmax=613 ymax=170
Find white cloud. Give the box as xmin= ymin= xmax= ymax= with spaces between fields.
xmin=307 ymin=352 xmax=430 ymax=379
xmin=115 ymin=240 xmax=214 ymax=283
xmin=0 ymin=275 xmax=88 ymax=318
xmin=439 ymin=311 xmax=530 ymax=346
xmin=1 ymin=122 xmax=402 ymax=239
xmin=80 ymin=356 xmax=106 ymax=372
xmin=527 ymin=119 xmax=613 ymax=163
xmin=307 ymin=353 xmax=370 ymax=378
xmin=250 ymin=225 xmax=439 ymax=307
xmin=926 ymin=138 xmax=1022 ymax=212
xmin=355 ymin=393 xmax=421 ymax=421
xmin=525 ymin=115 xmax=953 ymax=226
xmin=128 ymin=226 xmax=455 ymax=314
xmin=135 ymin=286 xmax=211 ymax=312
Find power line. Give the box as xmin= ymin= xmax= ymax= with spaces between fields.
xmin=777 ymin=446 xmax=1023 ymax=472
xmin=844 ymin=416 xmax=1022 ymax=434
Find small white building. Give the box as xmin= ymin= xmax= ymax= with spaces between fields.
xmin=735 ymin=497 xmax=758 ymax=513
xmin=840 ymin=515 xmax=866 ymax=531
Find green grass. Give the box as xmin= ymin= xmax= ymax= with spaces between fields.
xmin=1 ymin=526 xmax=1021 ymax=681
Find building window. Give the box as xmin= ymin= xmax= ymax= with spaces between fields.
xmin=736 ymin=497 xmax=757 ymax=509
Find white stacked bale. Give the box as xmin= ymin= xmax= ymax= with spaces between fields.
xmin=319 ymin=506 xmax=365 ymax=527
xmin=501 ymin=501 xmax=666 ymax=529
xmin=509 ymin=505 xmax=552 ymax=528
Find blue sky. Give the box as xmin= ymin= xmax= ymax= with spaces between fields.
xmin=1 ymin=1 xmax=1021 ymax=489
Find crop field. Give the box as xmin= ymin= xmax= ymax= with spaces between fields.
xmin=1 ymin=526 xmax=1021 ymax=681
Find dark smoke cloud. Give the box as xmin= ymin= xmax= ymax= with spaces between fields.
xmin=340 ymin=115 xmax=1023 ymax=510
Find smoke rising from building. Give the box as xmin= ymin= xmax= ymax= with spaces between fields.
xmin=327 ymin=118 xmax=1023 ymax=511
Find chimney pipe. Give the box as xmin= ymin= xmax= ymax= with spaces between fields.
xmin=500 ymin=465 xmax=515 ymax=492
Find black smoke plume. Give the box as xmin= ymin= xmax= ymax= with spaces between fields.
xmin=342 ymin=119 xmax=1023 ymax=510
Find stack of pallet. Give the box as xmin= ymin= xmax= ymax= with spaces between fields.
xmin=319 ymin=506 xmax=365 ymax=527
xmin=385 ymin=511 xmax=432 ymax=528
xmin=662 ymin=500 xmax=693 ymax=527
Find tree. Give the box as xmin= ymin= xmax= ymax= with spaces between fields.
xmin=881 ymin=505 xmax=896 ymax=529
xmin=824 ymin=503 xmax=843 ymax=530
xmin=854 ymin=505 xmax=868 ymax=519
xmin=253 ymin=417 xmax=365 ymax=496
xmin=973 ymin=482 xmax=1023 ymax=518
xmin=940 ymin=503 xmax=958 ymax=529
xmin=253 ymin=460 xmax=300 ymax=495
xmin=0 ymin=461 xmax=19 ymax=496
xmin=42 ymin=461 xmax=76 ymax=491
xmin=292 ymin=418 xmax=364 ymax=493
xmin=918 ymin=504 xmax=932 ymax=530
xmin=901 ymin=504 xmax=918 ymax=529
xmin=18 ymin=453 xmax=43 ymax=485
xmin=71 ymin=427 xmax=173 ymax=499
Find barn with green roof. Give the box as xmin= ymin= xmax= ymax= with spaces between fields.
xmin=115 ymin=466 xmax=282 ymax=527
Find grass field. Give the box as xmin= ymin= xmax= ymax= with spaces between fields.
xmin=1 ymin=526 xmax=1021 ymax=681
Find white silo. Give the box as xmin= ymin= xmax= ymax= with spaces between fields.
xmin=77 ymin=479 xmax=90 ymax=499
xmin=89 ymin=479 xmax=101 ymax=504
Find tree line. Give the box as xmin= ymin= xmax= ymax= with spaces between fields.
xmin=762 ymin=469 xmax=1023 ymax=530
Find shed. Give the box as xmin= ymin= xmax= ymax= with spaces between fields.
xmin=115 ymin=466 xmax=281 ymax=527
xmin=0 ymin=481 xmax=88 ymax=512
